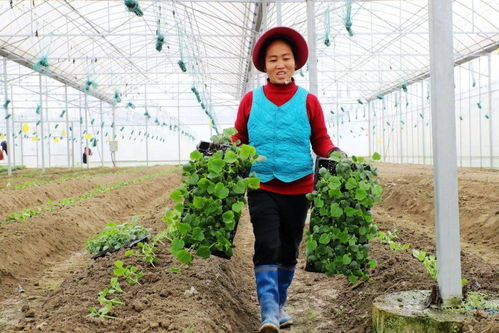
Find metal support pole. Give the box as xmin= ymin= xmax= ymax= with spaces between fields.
xmin=79 ymin=92 xmax=83 ymax=168
xmin=45 ymin=76 xmax=51 ymax=168
xmin=177 ymin=73 xmax=181 ymax=165
xmin=276 ymin=0 xmax=282 ymax=26
xmin=399 ymin=92 xmax=403 ymax=163
xmin=10 ymin=86 xmax=15 ymax=168
xmin=71 ymin=121 xmax=75 ymax=168
xmin=306 ymin=0 xmax=318 ymax=95
xmin=39 ymin=73 xmax=46 ymax=173
xmin=2 ymin=57 xmax=12 ymax=175
xmin=100 ymin=100 xmax=104 ymax=166
xmin=381 ymin=100 xmax=385 ymax=158
xmin=84 ymin=93 xmax=89 ymax=169
xmin=468 ymin=62 xmax=472 ymax=167
xmin=111 ymin=103 xmax=116 ymax=167
xmin=64 ymin=85 xmax=70 ymax=167
xmin=478 ymin=57 xmax=482 ymax=168
xmin=421 ymin=81 xmax=426 ymax=164
xmin=145 ymin=116 xmax=149 ymax=167
xmin=20 ymin=122 xmax=24 ymax=166
xmin=488 ymin=53 xmax=494 ymax=168
xmin=368 ymin=102 xmax=372 ymax=157
xmin=429 ymin=0 xmax=462 ymax=304
xmin=144 ymin=86 xmax=149 ymax=167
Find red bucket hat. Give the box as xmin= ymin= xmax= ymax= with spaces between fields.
xmin=252 ymin=26 xmax=308 ymax=73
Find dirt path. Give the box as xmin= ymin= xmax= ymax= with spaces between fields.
xmin=2 ymin=163 xmax=498 ymax=332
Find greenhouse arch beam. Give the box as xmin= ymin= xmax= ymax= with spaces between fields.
xmin=365 ymin=40 xmax=499 ymax=102
xmin=0 ymin=48 xmax=113 ymax=104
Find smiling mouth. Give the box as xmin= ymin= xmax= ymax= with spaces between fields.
xmin=276 ymin=72 xmax=287 ymax=77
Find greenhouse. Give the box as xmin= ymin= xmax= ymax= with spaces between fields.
xmin=0 ymin=1 xmax=497 ymax=332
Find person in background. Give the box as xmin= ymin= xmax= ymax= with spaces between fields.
xmin=82 ymin=146 xmax=92 ymax=164
xmin=1 ymin=140 xmax=7 ymax=155
xmin=232 ymin=27 xmax=345 ymax=333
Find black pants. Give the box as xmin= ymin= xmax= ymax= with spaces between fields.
xmin=248 ymin=189 xmax=310 ymax=266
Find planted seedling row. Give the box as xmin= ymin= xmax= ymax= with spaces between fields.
xmin=0 ymin=168 xmax=178 ymax=224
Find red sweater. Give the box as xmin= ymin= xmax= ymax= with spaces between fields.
xmin=233 ymin=80 xmax=336 ymax=194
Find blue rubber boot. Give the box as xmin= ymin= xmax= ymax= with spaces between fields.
xmin=255 ymin=265 xmax=280 ymax=333
xmin=278 ymin=265 xmax=295 ymax=328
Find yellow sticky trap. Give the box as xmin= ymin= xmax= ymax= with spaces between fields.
xmin=61 ymin=129 xmax=67 ymax=137
xmin=208 ymin=120 xmax=213 ymax=128
xmin=54 ymin=137 xmax=60 ymax=143
xmin=0 ymin=134 xmax=5 ymax=140
xmin=22 ymin=123 xmax=30 ymax=133
xmin=84 ymin=133 xmax=93 ymax=140
xmin=376 ymin=137 xmax=382 ymax=145
xmin=32 ymin=136 xmax=39 ymax=142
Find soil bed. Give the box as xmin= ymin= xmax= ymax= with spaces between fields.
xmin=1 ymin=163 xmax=498 ymax=333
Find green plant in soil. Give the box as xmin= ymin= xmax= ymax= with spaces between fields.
xmin=112 ymin=260 xmax=143 ymax=285
xmin=305 ymin=152 xmax=383 ymax=282
xmin=164 ymin=128 xmax=260 ymax=264
xmin=88 ymin=287 xmax=124 ymax=319
xmin=86 ymin=222 xmax=151 ymax=254
xmin=377 ymin=228 xmax=410 ymax=251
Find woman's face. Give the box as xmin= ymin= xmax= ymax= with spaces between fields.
xmin=265 ymin=40 xmax=295 ymax=84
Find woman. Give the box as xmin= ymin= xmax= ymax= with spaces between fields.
xmin=232 ymin=27 xmax=344 ymax=333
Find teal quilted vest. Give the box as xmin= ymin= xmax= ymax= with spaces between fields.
xmin=248 ymin=86 xmax=313 ymax=183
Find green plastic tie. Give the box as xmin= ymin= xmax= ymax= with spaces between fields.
xmin=178 ymin=60 xmax=187 ymax=72
xmin=33 ymin=56 xmax=50 ymax=74
xmin=114 ymin=90 xmax=122 ymax=104
xmin=344 ymin=0 xmax=354 ymax=37
xmin=124 ymin=0 xmax=144 ymax=17
xmin=156 ymin=33 xmax=165 ymax=52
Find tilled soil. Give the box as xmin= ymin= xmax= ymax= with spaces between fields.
xmin=0 ymin=166 xmax=179 ymax=299
xmin=0 ymin=167 xmax=139 ymax=189
xmin=0 ymin=166 xmax=151 ymax=219
xmin=1 ymin=163 xmax=498 ymax=333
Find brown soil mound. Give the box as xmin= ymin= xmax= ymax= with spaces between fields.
xmin=1 ymin=163 xmax=498 ymax=333
xmin=0 ymin=167 xmax=159 ymax=220
xmin=379 ymin=163 xmax=499 ymax=261
xmin=0 ymin=166 xmax=180 ymax=298
xmin=0 ymin=167 xmax=137 ymax=189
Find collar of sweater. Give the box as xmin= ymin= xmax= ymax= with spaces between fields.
xmin=264 ymin=78 xmax=297 ymax=96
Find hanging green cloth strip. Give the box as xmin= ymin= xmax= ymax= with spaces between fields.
xmin=357 ymin=99 xmax=363 ymax=105
xmin=84 ymin=79 xmax=97 ymax=92
xmin=476 ymin=102 xmax=482 ymax=109
xmin=33 ymin=56 xmax=50 ymax=74
xmin=124 ymin=0 xmax=144 ymax=17
xmin=485 ymin=114 xmax=490 ymax=119
xmin=126 ymin=102 xmax=136 ymax=109
xmin=59 ymin=110 xmax=66 ymax=118
xmin=344 ymin=0 xmax=354 ymax=37
xmin=324 ymin=7 xmax=331 ymax=46
xmin=156 ymin=34 xmax=165 ymax=52
xmin=114 ymin=90 xmax=122 ymax=104
xmin=35 ymin=105 xmax=41 ymax=114
xmin=144 ymin=110 xmax=151 ymax=119
xmin=400 ymin=82 xmax=408 ymax=92
xmin=178 ymin=60 xmax=187 ymax=72
xmin=376 ymin=93 xmax=383 ymax=100
xmin=3 ymin=99 xmax=10 ymax=109
xmin=155 ymin=3 xmax=165 ymax=52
